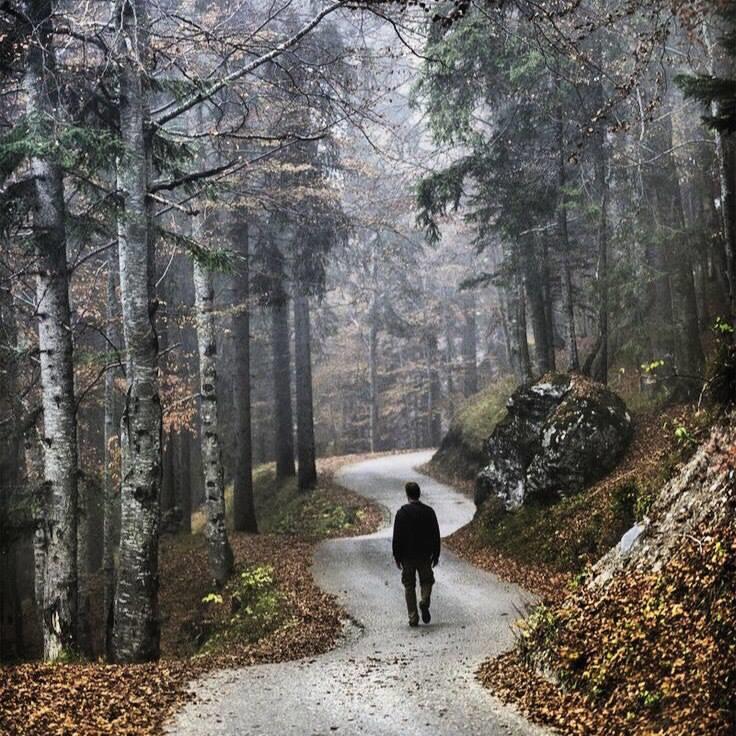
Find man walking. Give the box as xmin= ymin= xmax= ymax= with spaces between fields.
xmin=392 ymin=481 xmax=441 ymax=627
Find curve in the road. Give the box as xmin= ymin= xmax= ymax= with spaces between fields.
xmin=169 ymin=451 xmax=546 ymax=736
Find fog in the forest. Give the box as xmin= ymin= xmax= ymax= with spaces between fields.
xmin=1 ymin=2 xmax=735 ymax=733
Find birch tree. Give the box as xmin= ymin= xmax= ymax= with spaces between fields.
xmin=23 ymin=0 xmax=79 ymax=661
xmin=192 ymin=222 xmax=233 ymax=585
xmin=111 ymin=0 xmax=162 ymax=663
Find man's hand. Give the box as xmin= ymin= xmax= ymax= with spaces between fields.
xmin=395 ymin=559 xmax=402 ymax=570
xmin=431 ymin=557 xmax=439 ymax=568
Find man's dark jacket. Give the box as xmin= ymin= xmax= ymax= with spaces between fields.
xmin=392 ymin=500 xmax=441 ymax=565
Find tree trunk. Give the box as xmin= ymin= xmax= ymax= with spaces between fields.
xmin=231 ymin=219 xmax=257 ymax=532
xmin=193 ymin=258 xmax=234 ymax=586
xmin=522 ymin=237 xmax=552 ymax=377
xmin=368 ymin=310 xmax=380 ymax=453
xmin=426 ymin=332 xmax=442 ymax=447
xmin=442 ymin=297 xmax=455 ymax=425
xmin=556 ymin=109 xmax=580 ymax=371
xmin=592 ymin=79 xmax=609 ymax=385
xmin=271 ymin=252 xmax=295 ymax=479
xmin=112 ymin=0 xmax=162 ymax=664
xmin=0 ymin=289 xmax=24 ymax=661
xmin=76 ymin=474 xmax=91 ymax=657
xmin=540 ymin=239 xmax=557 ymax=371
xmin=705 ymin=23 xmax=736 ymax=320
xmin=23 ymin=0 xmax=79 ymax=661
xmin=517 ymin=278 xmax=533 ymax=382
xmin=177 ymin=431 xmax=192 ymax=534
xmin=461 ymin=292 xmax=479 ymax=396
xmin=102 ymin=249 xmax=118 ymax=656
xmin=504 ymin=252 xmax=532 ymax=384
xmin=293 ymin=293 xmax=318 ymax=490
xmin=644 ymin=105 xmax=705 ymax=394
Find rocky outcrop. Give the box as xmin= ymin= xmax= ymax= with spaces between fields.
xmin=475 ymin=374 xmax=633 ymax=510
xmin=592 ymin=419 xmax=736 ymax=587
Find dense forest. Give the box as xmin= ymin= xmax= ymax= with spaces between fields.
xmin=0 ymin=0 xmax=735 ymax=734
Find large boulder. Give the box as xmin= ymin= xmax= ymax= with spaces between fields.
xmin=475 ymin=374 xmax=633 ymax=510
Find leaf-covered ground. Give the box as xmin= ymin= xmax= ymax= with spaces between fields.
xmin=0 ymin=456 xmax=384 ymax=736
xmin=480 ymin=514 xmax=736 ymax=735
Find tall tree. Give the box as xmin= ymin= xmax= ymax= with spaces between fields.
xmin=102 ymin=247 xmax=119 ymax=655
xmin=268 ymin=236 xmax=296 ymax=480
xmin=460 ymin=292 xmax=479 ymax=396
xmin=192 ymin=241 xmax=234 ymax=586
xmin=23 ymin=0 xmax=79 ymax=661
xmin=112 ymin=0 xmax=162 ymax=663
xmin=230 ymin=217 xmax=258 ymax=532
xmin=294 ymin=290 xmax=318 ymax=490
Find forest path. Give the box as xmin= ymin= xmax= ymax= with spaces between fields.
xmin=169 ymin=451 xmax=545 ymax=736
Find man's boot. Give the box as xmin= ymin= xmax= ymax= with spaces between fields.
xmin=419 ymin=584 xmax=432 ymax=624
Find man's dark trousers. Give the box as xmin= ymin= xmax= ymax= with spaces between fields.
xmin=400 ymin=559 xmax=434 ymax=626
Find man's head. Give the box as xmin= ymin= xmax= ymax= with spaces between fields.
xmin=405 ymin=481 xmax=421 ymax=501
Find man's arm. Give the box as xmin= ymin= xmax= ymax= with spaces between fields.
xmin=430 ymin=509 xmax=441 ymax=566
xmin=392 ymin=508 xmax=404 ymax=568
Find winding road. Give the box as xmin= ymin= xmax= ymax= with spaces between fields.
xmin=169 ymin=451 xmax=545 ymax=736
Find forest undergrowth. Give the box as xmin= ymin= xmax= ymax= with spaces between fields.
xmin=0 ymin=455 xmax=384 ymax=736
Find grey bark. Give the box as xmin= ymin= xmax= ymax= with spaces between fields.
xmin=76 ymin=473 xmax=91 ymax=657
xmin=556 ymin=109 xmax=579 ymax=371
xmin=540 ymin=239 xmax=556 ymax=372
xmin=460 ymin=292 xmax=478 ymax=396
xmin=368 ymin=312 xmax=380 ymax=453
xmin=112 ymin=0 xmax=162 ymax=664
xmin=367 ymin=253 xmax=381 ymax=453
xmin=294 ymin=293 xmax=318 ymax=490
xmin=177 ymin=431 xmax=192 ymax=534
xmin=662 ymin=218 xmax=704 ymax=388
xmin=426 ymin=332 xmax=442 ymax=446
xmin=102 ymin=248 xmax=118 ymax=655
xmin=271 ymin=249 xmax=295 ymax=479
xmin=231 ymin=219 xmax=257 ymax=532
xmin=23 ymin=0 xmax=79 ymax=661
xmin=0 ymin=289 xmax=24 ymax=660
xmin=592 ymin=81 xmax=610 ymax=385
xmin=522 ymin=237 xmax=552 ymax=377
xmin=193 ymin=257 xmax=234 ymax=586
xmin=643 ymin=105 xmax=705 ymax=392
xmin=705 ymin=23 xmax=736 ymax=319
xmin=442 ymin=297 xmax=455 ymax=424
xmin=503 ymin=253 xmax=532 ymax=384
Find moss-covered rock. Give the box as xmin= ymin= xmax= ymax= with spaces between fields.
xmin=476 ymin=374 xmax=633 ymax=510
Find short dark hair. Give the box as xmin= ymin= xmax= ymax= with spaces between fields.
xmin=405 ymin=481 xmax=421 ymax=500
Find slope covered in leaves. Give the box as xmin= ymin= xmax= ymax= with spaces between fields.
xmin=481 ymin=419 xmax=736 ymax=735
xmin=444 ymin=406 xmax=703 ymax=600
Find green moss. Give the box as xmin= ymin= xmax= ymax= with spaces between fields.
xmin=455 ymin=377 xmax=516 ymax=456
xmin=476 ymin=479 xmax=642 ymax=574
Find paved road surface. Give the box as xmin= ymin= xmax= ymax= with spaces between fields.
xmin=169 ymin=451 xmax=545 ymax=736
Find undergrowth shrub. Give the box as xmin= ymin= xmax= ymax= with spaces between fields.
xmin=199 ymin=565 xmax=285 ymax=655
